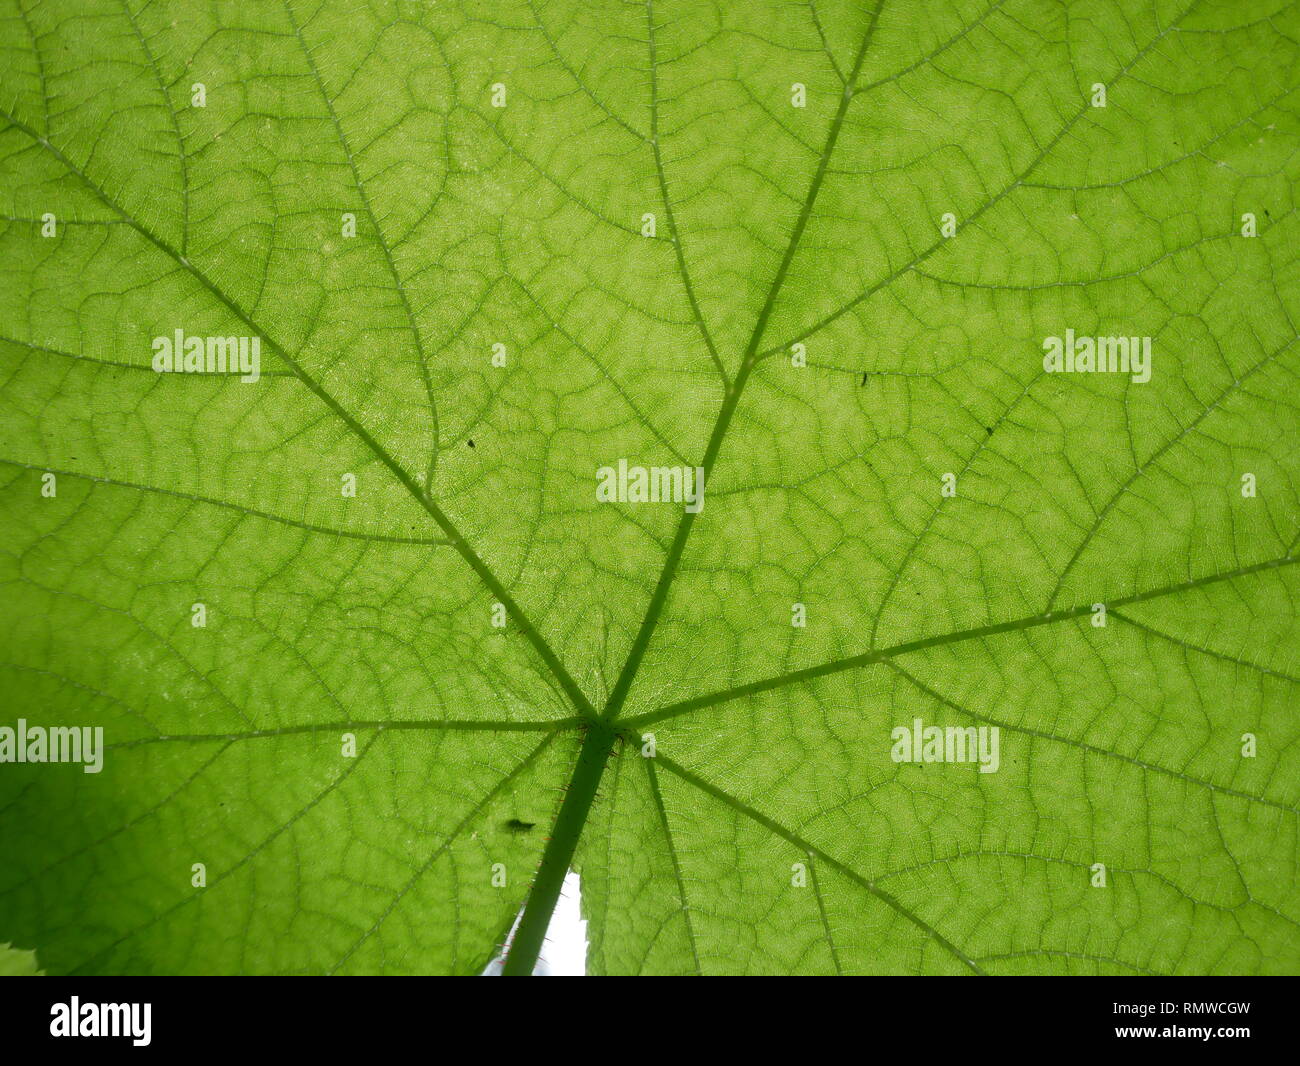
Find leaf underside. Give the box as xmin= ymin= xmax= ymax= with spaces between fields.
xmin=1 ymin=0 xmax=1298 ymax=976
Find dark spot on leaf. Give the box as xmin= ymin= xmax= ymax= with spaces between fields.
xmin=467 ymin=439 xmax=475 ymax=448
xmin=505 ymin=818 xmax=535 ymax=832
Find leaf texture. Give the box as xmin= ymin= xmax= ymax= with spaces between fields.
xmin=0 ymin=0 xmax=1298 ymax=975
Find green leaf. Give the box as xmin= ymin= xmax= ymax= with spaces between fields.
xmin=0 ymin=942 xmax=42 ymax=976
xmin=1 ymin=0 xmax=1298 ymax=976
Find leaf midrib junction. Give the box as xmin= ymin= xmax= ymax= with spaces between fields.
xmin=499 ymin=0 xmax=1215 ymax=973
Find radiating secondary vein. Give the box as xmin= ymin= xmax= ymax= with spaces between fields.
xmin=104 ymin=717 xmax=583 ymax=749
xmin=887 ymin=662 xmax=1299 ymax=816
xmin=759 ymin=0 xmax=1205 ymax=360
xmin=0 ymin=105 xmax=597 ymax=722
xmin=627 ymin=553 xmax=1300 ymax=729
xmin=69 ymin=732 xmax=383 ymax=975
xmin=654 ymin=752 xmax=985 ymax=974
xmin=282 ymin=0 xmax=442 ymax=493
xmin=330 ymin=731 xmax=559 ymax=974
xmin=643 ymin=755 xmax=702 ymax=975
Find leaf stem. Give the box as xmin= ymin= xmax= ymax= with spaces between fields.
xmin=500 ymin=722 xmax=617 ymax=974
